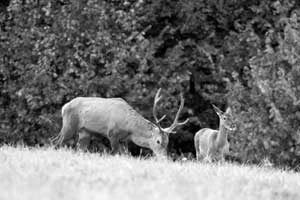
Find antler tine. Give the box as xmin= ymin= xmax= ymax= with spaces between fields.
xmin=153 ymin=88 xmax=166 ymax=129
xmin=163 ymin=92 xmax=189 ymax=133
xmin=154 ymin=88 xmax=162 ymax=104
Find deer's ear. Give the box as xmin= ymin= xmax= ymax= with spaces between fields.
xmin=212 ymin=104 xmax=223 ymax=116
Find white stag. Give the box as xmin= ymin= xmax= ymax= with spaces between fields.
xmin=52 ymin=89 xmax=189 ymax=157
xmin=194 ymin=105 xmax=236 ymax=162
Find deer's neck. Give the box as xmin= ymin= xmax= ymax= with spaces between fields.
xmin=216 ymin=124 xmax=229 ymax=148
xmin=128 ymin=114 xmax=155 ymax=139
xmin=129 ymin=120 xmax=156 ymax=149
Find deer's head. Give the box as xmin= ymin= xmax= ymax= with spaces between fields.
xmin=212 ymin=104 xmax=236 ymax=131
xmin=150 ymin=88 xmax=189 ymax=157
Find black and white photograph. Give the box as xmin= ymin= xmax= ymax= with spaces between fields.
xmin=1 ymin=0 xmax=300 ymax=199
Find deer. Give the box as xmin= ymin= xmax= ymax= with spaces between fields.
xmin=52 ymin=88 xmax=189 ymax=158
xmin=194 ymin=105 xmax=236 ymax=162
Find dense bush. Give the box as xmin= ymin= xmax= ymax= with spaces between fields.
xmin=228 ymin=11 xmax=300 ymax=166
xmin=1 ymin=0 xmax=300 ymax=168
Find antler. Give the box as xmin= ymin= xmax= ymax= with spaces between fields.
xmin=153 ymin=88 xmax=189 ymax=134
xmin=152 ymin=88 xmax=166 ymax=131
xmin=162 ymin=92 xmax=189 ymax=134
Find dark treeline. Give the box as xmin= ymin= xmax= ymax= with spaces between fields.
xmin=1 ymin=0 xmax=300 ymax=168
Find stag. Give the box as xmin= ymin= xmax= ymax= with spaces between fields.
xmin=52 ymin=89 xmax=189 ymax=157
xmin=194 ymin=105 xmax=236 ymax=162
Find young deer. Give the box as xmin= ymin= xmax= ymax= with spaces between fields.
xmin=194 ymin=105 xmax=236 ymax=162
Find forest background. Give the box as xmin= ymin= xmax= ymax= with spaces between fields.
xmin=1 ymin=0 xmax=300 ymax=169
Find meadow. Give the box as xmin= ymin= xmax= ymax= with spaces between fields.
xmin=0 ymin=146 xmax=299 ymax=200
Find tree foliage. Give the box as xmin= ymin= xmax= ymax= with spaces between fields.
xmin=1 ymin=0 xmax=300 ymax=168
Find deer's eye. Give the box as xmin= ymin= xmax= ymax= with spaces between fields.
xmin=157 ymin=140 xmax=161 ymax=144
xmin=223 ymin=116 xmax=227 ymax=120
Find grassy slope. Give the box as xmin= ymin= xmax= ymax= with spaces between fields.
xmin=0 ymin=146 xmax=299 ymax=200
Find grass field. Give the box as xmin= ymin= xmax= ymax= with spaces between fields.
xmin=0 ymin=146 xmax=299 ymax=200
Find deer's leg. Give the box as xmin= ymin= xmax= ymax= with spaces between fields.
xmin=109 ymin=131 xmax=130 ymax=155
xmin=197 ymin=153 xmax=205 ymax=161
xmin=220 ymin=142 xmax=230 ymax=163
xmin=108 ymin=129 xmax=121 ymax=155
xmin=54 ymin=110 xmax=78 ymax=148
xmin=110 ymin=136 xmax=120 ymax=155
xmin=203 ymin=148 xmax=215 ymax=163
xmin=118 ymin=131 xmax=131 ymax=155
xmin=196 ymin=146 xmax=205 ymax=161
xmin=203 ymin=155 xmax=212 ymax=163
xmin=77 ymin=129 xmax=91 ymax=152
xmin=194 ymin=137 xmax=200 ymax=161
xmin=218 ymin=150 xmax=226 ymax=163
xmin=119 ymin=141 xmax=130 ymax=155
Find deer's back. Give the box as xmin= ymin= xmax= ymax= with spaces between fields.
xmin=63 ymin=97 xmax=136 ymax=135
